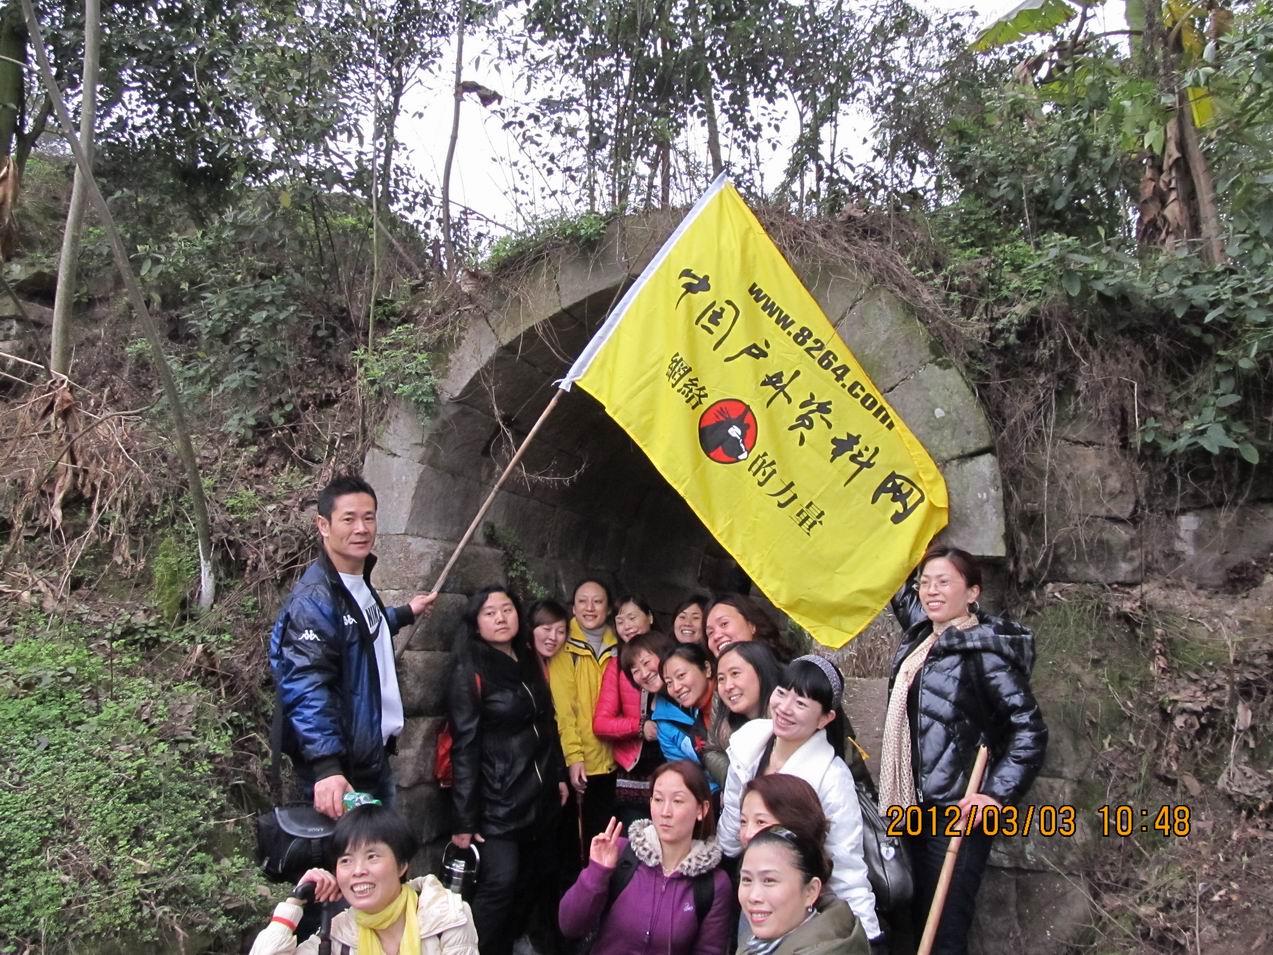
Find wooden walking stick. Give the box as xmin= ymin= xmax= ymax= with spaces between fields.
xmin=917 ymin=745 xmax=991 ymax=955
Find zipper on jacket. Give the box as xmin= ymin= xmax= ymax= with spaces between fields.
xmin=522 ymin=680 xmax=545 ymax=787
xmin=647 ymin=876 xmax=666 ymax=945
xmin=916 ymin=668 xmax=927 ymax=803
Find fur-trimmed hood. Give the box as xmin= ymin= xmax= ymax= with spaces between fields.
xmin=627 ymin=818 xmax=721 ymax=877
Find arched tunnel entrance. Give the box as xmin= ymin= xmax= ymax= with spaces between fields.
xmin=361 ymin=210 xmax=1006 ymax=857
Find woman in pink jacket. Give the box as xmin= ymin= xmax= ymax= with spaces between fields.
xmin=593 ymin=630 xmax=675 ymax=826
xmin=558 ymin=760 xmax=734 ymax=955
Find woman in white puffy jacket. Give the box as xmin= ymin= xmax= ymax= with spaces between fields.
xmin=718 ymin=655 xmax=883 ymax=949
xmin=250 ymin=804 xmax=478 ymax=955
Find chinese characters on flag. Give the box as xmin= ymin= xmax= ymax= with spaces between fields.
xmin=561 ymin=176 xmax=948 ymax=648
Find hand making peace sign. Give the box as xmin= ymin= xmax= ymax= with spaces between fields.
xmin=589 ymin=816 xmax=624 ymax=869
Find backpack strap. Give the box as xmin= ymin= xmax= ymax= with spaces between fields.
xmin=603 ymin=843 xmax=640 ymax=914
xmin=690 ymin=869 xmax=715 ymax=928
xmin=603 ymin=843 xmax=715 ymax=929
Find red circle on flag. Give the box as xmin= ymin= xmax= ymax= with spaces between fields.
xmin=698 ymin=399 xmax=758 ymax=464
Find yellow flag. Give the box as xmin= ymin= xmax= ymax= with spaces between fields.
xmin=561 ymin=176 xmax=947 ymax=647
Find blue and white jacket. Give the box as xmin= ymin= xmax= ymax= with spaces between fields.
xmin=651 ymin=696 xmax=723 ymax=791
xmin=269 ymin=550 xmax=415 ymax=788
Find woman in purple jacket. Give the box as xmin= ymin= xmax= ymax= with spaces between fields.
xmin=558 ymin=760 xmax=734 ymax=955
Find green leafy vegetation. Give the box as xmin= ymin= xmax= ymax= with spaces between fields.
xmin=355 ymin=324 xmax=439 ymax=419
xmin=3 ymin=1 xmax=1271 ymax=951
xmin=152 ymin=532 xmax=197 ymax=621
xmin=0 ymin=616 xmax=258 ymax=951
xmin=482 ymin=210 xmax=612 ymax=271
xmin=483 ymin=523 xmax=549 ymax=602
xmin=888 ymin=1 xmax=1273 ymax=467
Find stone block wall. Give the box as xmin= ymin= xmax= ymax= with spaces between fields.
xmin=366 ymin=211 xmax=1010 ymax=879
xmin=1016 ymin=399 xmax=1273 ymax=587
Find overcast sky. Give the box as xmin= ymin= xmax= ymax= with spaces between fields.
xmin=395 ymin=0 xmax=1126 ymax=237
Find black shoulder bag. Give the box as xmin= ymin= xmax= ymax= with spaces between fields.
xmin=854 ymin=781 xmax=913 ymax=913
xmin=254 ymin=698 xmax=336 ymax=883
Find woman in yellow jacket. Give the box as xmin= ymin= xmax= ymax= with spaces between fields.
xmin=547 ymin=578 xmax=618 ymax=849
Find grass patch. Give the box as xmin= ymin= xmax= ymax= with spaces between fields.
xmin=1029 ymin=591 xmax=1149 ymax=762
xmin=480 ymin=210 xmax=612 ymax=272
xmin=0 ymin=614 xmax=260 ymax=952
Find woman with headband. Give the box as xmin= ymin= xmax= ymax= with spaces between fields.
xmin=738 ymin=825 xmax=869 ymax=955
xmin=719 ymin=656 xmax=884 ymax=951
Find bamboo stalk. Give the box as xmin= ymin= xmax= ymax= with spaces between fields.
xmin=394 ymin=388 xmax=565 ymax=660
xmin=21 ymin=0 xmax=216 ymax=611
xmin=917 ymin=745 xmax=991 ymax=955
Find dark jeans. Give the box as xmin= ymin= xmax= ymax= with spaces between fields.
xmin=472 ymin=827 xmax=559 ymax=955
xmin=580 ymin=771 xmax=617 ymax=845
xmin=905 ymin=827 xmax=995 ymax=955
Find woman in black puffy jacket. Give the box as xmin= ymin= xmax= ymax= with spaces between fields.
xmin=880 ymin=545 xmax=1047 ymax=955
xmin=448 ymin=585 xmax=569 ymax=955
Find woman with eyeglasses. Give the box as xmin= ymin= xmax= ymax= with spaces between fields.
xmin=883 ymin=545 xmax=1047 ymax=955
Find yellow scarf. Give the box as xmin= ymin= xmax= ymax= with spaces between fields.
xmin=353 ymin=884 xmax=420 ymax=955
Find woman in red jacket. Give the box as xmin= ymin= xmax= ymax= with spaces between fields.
xmin=594 ymin=630 xmax=675 ymax=826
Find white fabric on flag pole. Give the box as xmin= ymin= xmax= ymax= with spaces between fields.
xmin=557 ymin=170 xmax=730 ymax=391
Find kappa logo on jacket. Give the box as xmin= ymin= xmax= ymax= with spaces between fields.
xmin=298 ymin=629 xmax=320 ymax=642
xmin=343 ymin=614 xmax=357 ymax=627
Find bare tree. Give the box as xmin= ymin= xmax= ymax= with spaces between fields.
xmin=440 ymin=0 xmax=464 ymax=278
xmin=49 ymin=0 xmax=99 ymax=379
xmin=21 ymin=0 xmax=216 ymax=611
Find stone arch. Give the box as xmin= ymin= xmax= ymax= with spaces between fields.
xmin=362 ymin=211 xmax=1004 ymax=855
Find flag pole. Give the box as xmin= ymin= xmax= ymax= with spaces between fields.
xmin=389 ymin=384 xmax=565 ymax=662
xmin=917 ymin=745 xmax=991 ymax=955
xmin=399 ymin=174 xmax=724 ymax=658
xmin=395 ymin=387 xmax=565 ymax=661
xmin=430 ymin=388 xmax=564 ymax=595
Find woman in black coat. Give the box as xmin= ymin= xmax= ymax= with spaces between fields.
xmin=448 ymin=585 xmax=569 ymax=955
xmin=880 ymin=545 xmax=1048 ymax=955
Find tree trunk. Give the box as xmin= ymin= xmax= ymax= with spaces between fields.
xmin=659 ymin=138 xmax=670 ymax=207
xmin=1177 ymin=87 xmax=1226 ymax=266
xmin=379 ymin=65 xmax=404 ymax=212
xmin=13 ymin=92 xmax=49 ymax=173
xmin=699 ymin=63 xmax=722 ymax=176
xmin=22 ymin=0 xmax=216 ymax=612
xmin=440 ymin=0 xmax=465 ymax=279
xmin=50 ymin=0 xmax=99 ymax=379
xmin=0 ymin=3 xmax=26 ymax=159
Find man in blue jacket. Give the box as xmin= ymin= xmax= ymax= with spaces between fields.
xmin=270 ymin=474 xmax=437 ymax=818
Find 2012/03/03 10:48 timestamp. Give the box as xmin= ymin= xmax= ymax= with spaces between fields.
xmin=883 ymin=804 xmax=1193 ymax=838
